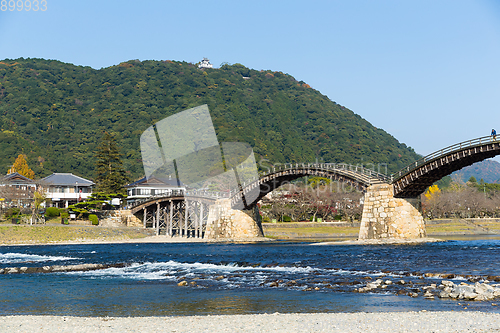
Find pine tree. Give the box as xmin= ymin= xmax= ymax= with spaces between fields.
xmin=95 ymin=132 xmax=130 ymax=194
xmin=8 ymin=154 xmax=35 ymax=179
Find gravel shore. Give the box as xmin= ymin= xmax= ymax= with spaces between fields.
xmin=1 ymin=312 xmax=500 ymax=332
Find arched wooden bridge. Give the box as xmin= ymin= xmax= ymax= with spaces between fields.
xmin=391 ymin=136 xmax=500 ymax=197
xmin=232 ymin=136 xmax=500 ymax=204
xmin=230 ymin=163 xmax=389 ymax=209
xmin=127 ymin=163 xmax=388 ymax=237
xmin=128 ymin=135 xmax=500 ymax=238
xmin=130 ymin=195 xmax=216 ymax=238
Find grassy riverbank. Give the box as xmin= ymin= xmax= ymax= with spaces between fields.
xmin=425 ymin=218 xmax=500 ymax=235
xmin=263 ymin=222 xmax=359 ymax=240
xmin=1 ymin=218 xmax=500 ymax=245
xmin=0 ymin=223 xmax=151 ymax=245
xmin=263 ymin=218 xmax=500 ymax=240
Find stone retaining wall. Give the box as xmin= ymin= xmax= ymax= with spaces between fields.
xmin=118 ymin=209 xmax=143 ymax=227
xmin=101 ymin=210 xmax=142 ymax=228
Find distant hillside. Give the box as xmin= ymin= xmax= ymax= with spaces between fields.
xmin=0 ymin=58 xmax=420 ymax=180
xmin=452 ymin=159 xmax=500 ymax=183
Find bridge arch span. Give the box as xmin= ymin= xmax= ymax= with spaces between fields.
xmin=129 ymin=195 xmax=218 ymax=238
xmin=392 ymin=136 xmax=500 ymax=198
xmin=231 ymin=163 xmax=388 ymax=209
xmin=130 ymin=196 xmax=216 ymax=215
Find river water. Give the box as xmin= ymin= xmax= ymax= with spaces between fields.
xmin=1 ymin=239 xmax=499 ymax=316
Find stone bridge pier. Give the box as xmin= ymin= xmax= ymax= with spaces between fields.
xmin=205 ymin=199 xmax=264 ymax=239
xmin=359 ymin=184 xmax=426 ymax=239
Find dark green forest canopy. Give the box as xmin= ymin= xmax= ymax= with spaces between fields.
xmin=0 ymin=58 xmax=420 ymax=180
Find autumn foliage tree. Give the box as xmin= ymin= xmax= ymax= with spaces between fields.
xmin=7 ymin=154 xmax=35 ymax=179
xmin=423 ymin=184 xmax=441 ymax=219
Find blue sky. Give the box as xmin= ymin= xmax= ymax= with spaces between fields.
xmin=1 ymin=0 xmax=500 ymax=159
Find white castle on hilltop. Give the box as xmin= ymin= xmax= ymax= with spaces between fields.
xmin=198 ymin=58 xmax=213 ymax=69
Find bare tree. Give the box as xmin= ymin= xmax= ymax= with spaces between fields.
xmin=422 ymin=180 xmax=500 ymax=219
xmin=260 ymin=179 xmax=364 ymax=222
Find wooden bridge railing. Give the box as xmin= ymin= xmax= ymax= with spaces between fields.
xmin=127 ymin=190 xmax=186 ymax=209
xmin=259 ymin=162 xmax=390 ymax=183
xmin=391 ymin=135 xmax=497 ymax=183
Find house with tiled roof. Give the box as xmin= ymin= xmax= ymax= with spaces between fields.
xmin=125 ymin=176 xmax=185 ymax=207
xmin=40 ymin=173 xmax=94 ymax=208
xmin=0 ymin=172 xmax=37 ymax=209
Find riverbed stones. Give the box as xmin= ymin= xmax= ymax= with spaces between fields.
xmin=4 ymin=267 xmax=19 ymax=274
xmin=359 ymin=279 xmax=386 ymax=292
xmin=438 ymin=280 xmax=500 ymax=301
xmin=359 ymin=184 xmax=426 ymax=239
xmin=424 ymin=290 xmax=435 ymax=299
xmin=441 ymin=280 xmax=454 ymax=287
xmin=0 ymin=263 xmax=126 ymax=274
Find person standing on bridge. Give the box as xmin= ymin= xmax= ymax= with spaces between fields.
xmin=492 ymin=129 xmax=497 ymax=141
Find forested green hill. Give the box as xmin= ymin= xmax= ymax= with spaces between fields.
xmin=452 ymin=159 xmax=500 ymax=184
xmin=0 ymin=58 xmax=420 ymax=180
